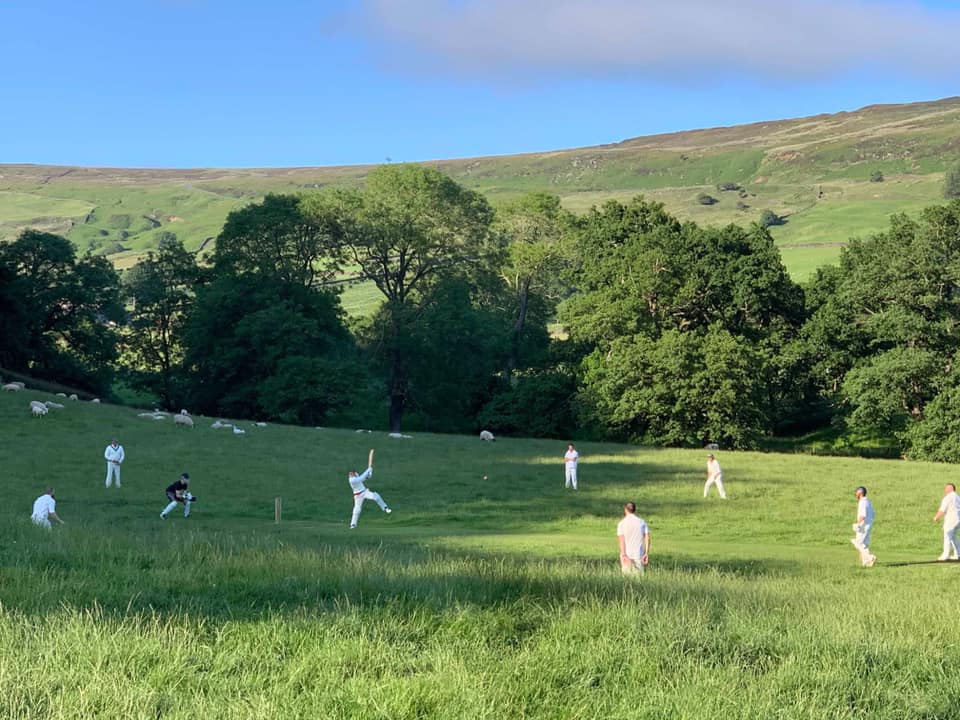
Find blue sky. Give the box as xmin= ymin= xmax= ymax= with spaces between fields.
xmin=1 ymin=0 xmax=958 ymax=168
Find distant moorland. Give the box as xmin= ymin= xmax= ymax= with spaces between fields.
xmin=2 ymin=96 xmax=958 ymax=282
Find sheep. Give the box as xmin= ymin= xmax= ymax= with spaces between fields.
xmin=91 ymin=398 xmax=100 ymax=404
xmin=174 ymin=412 xmax=194 ymax=428
xmin=10 ymin=382 xmax=25 ymax=389
xmin=3 ymin=383 xmax=21 ymax=392
xmin=211 ymin=420 xmax=233 ymax=430
xmin=232 ymin=426 xmax=246 ymax=435
xmin=68 ymin=394 xmax=78 ymax=401
xmin=31 ymin=403 xmax=48 ymax=417
xmin=388 ymin=432 xmax=413 ymax=439
xmin=180 ymin=409 xmax=190 ymax=416
xmin=55 ymin=392 xmax=67 ymax=398
xmin=30 ymin=400 xmax=47 ymax=410
xmin=705 ymin=443 xmax=720 ymax=451
xmin=138 ymin=412 xmax=165 ymax=420
xmin=255 ymin=422 xmax=267 ymax=427
xmin=479 ymin=430 xmax=495 ymax=442
xmin=44 ymin=401 xmax=65 ymax=410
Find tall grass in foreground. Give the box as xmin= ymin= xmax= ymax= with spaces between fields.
xmin=1 ymin=391 xmax=959 ymax=718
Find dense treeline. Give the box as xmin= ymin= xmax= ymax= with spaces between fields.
xmin=3 ymin=164 xmax=960 ymax=459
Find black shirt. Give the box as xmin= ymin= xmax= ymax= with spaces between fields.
xmin=166 ymin=480 xmax=188 ymax=496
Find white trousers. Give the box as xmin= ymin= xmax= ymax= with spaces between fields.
xmin=704 ymin=474 xmax=726 ymax=499
xmin=32 ymin=516 xmax=51 ymax=529
xmin=105 ymin=462 xmax=121 ymax=488
xmin=351 ymin=489 xmax=388 ymax=527
xmin=620 ymin=557 xmax=645 ymax=575
xmin=565 ymin=466 xmax=578 ymax=489
xmin=162 ymin=500 xmax=191 ymax=517
xmin=942 ymin=525 xmax=960 ymax=559
xmin=852 ymin=523 xmax=875 ymax=565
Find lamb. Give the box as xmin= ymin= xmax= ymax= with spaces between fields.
xmin=174 ymin=412 xmax=194 ymax=428
xmin=479 ymin=430 xmax=495 ymax=442
xmin=30 ymin=402 xmax=48 ymax=417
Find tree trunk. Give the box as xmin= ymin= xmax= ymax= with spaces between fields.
xmin=387 ymin=346 xmax=407 ymax=433
xmin=507 ymin=277 xmax=531 ymax=382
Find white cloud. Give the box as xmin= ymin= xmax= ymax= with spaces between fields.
xmin=348 ymin=0 xmax=960 ymax=82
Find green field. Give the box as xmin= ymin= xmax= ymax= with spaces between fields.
xmin=2 ymin=97 xmax=959 ymax=294
xmin=2 ymin=388 xmax=959 ymax=718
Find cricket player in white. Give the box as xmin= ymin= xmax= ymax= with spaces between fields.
xmin=31 ymin=487 xmax=65 ymax=528
xmin=617 ymin=501 xmax=650 ymax=574
xmin=104 ymin=438 xmax=125 ymax=488
xmin=564 ymin=443 xmax=579 ymax=490
xmin=348 ymin=449 xmax=391 ymax=529
xmin=704 ymin=453 xmax=726 ymax=499
xmin=851 ymin=486 xmax=876 ymax=567
xmin=933 ymin=483 xmax=960 ymax=561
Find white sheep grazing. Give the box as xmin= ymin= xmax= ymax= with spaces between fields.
xmin=10 ymin=382 xmax=25 ymax=389
xmin=174 ymin=412 xmax=194 ymax=428
xmin=479 ymin=430 xmax=495 ymax=442
xmin=30 ymin=400 xmax=47 ymax=410
xmin=55 ymin=392 xmax=67 ymax=398
xmin=91 ymin=398 xmax=100 ymax=404
xmin=388 ymin=432 xmax=413 ymax=439
xmin=255 ymin=422 xmax=267 ymax=427
xmin=3 ymin=383 xmax=21 ymax=392
xmin=68 ymin=394 xmax=78 ymax=401
xmin=44 ymin=401 xmax=65 ymax=410
xmin=31 ymin=404 xmax=48 ymax=417
xmin=211 ymin=420 xmax=233 ymax=430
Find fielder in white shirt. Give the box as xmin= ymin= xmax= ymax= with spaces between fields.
xmin=617 ymin=502 xmax=650 ymax=574
xmin=31 ymin=487 xmax=65 ymax=529
xmin=704 ymin=453 xmax=726 ymax=499
xmin=564 ymin=443 xmax=579 ymax=490
xmin=933 ymin=483 xmax=960 ymax=561
xmin=348 ymin=449 xmax=391 ymax=529
xmin=850 ymin=485 xmax=876 ymax=567
xmin=104 ymin=438 xmax=125 ymax=488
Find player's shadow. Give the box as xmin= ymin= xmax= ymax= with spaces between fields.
xmin=883 ymin=559 xmax=959 ymax=567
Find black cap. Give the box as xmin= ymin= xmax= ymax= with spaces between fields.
xmin=855 ymin=486 xmax=867 ymax=496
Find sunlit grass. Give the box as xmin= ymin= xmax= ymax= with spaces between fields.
xmin=1 ymin=390 xmax=959 ymax=718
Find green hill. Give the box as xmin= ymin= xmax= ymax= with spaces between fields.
xmin=2 ymin=96 xmax=959 ymax=280
xmin=2 ymin=387 xmax=960 ymax=718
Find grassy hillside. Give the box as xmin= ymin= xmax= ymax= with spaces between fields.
xmin=2 ymin=97 xmax=959 ymax=288
xmin=2 ymin=388 xmax=959 ymax=718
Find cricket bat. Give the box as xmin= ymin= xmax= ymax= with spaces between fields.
xmin=368 ymin=448 xmax=375 ymax=468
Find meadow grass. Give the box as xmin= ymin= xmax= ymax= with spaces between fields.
xmin=2 ymin=390 xmax=960 ymax=718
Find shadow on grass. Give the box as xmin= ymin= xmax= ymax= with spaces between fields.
xmin=883 ymin=559 xmax=960 ymax=568
xmin=0 ymin=519 xmax=803 ymax=624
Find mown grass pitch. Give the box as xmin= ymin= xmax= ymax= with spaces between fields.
xmin=1 ymin=390 xmax=958 ymax=719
